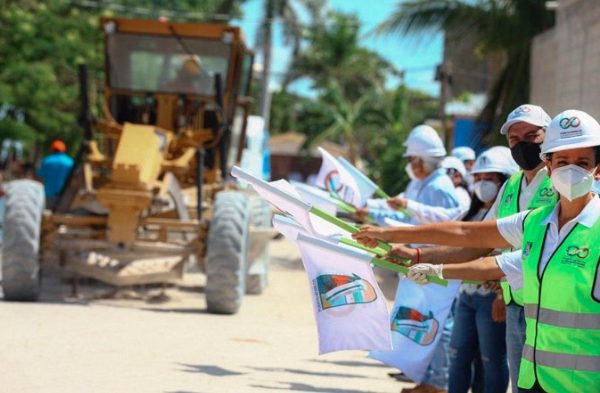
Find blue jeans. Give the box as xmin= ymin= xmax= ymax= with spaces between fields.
xmin=448 ymin=292 xmax=508 ymax=393
xmin=422 ymin=301 xmax=454 ymax=389
xmin=506 ymin=304 xmax=526 ymax=393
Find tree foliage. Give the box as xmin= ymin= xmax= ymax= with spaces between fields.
xmin=269 ymin=11 xmax=438 ymax=194
xmin=0 ymin=0 xmax=244 ymax=155
xmin=378 ymin=0 xmax=555 ymax=141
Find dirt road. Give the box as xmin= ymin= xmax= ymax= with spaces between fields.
xmin=0 ymin=239 xmax=409 ymax=393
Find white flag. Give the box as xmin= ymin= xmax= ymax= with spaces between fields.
xmin=370 ymin=277 xmax=460 ymax=382
xmin=296 ymin=233 xmax=392 ymax=354
xmin=315 ymin=148 xmax=365 ymax=207
xmin=337 ymin=156 xmax=378 ymax=205
xmin=231 ymin=166 xmax=350 ymax=238
xmin=315 ymin=148 xmax=344 ymax=193
xmin=292 ymin=182 xmax=339 ymax=216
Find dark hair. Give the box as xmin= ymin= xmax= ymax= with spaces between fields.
xmin=463 ymin=173 xmax=509 ymax=222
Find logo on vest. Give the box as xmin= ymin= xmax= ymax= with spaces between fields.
xmin=561 ymin=245 xmax=590 ymax=268
xmin=539 ymin=187 xmax=555 ymax=198
xmin=504 ymin=193 xmax=513 ymax=206
xmin=522 ymin=241 xmax=533 ymax=258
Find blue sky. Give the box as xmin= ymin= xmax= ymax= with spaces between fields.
xmin=232 ymin=0 xmax=443 ymax=97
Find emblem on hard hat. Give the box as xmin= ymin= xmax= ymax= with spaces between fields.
xmin=511 ymin=106 xmax=531 ymax=118
xmin=559 ymin=117 xmax=581 ymax=129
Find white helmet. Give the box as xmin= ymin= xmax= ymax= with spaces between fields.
xmin=441 ymin=156 xmax=467 ymax=178
xmin=541 ymin=109 xmax=600 ymax=156
xmin=451 ymin=146 xmax=476 ymax=162
xmin=471 ymin=146 xmax=519 ymax=176
xmin=403 ymin=125 xmax=446 ymax=157
xmin=500 ymin=104 xmax=551 ymax=135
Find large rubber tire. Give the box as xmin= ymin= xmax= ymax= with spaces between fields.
xmin=245 ymin=195 xmax=271 ymax=295
xmin=204 ymin=191 xmax=250 ymax=314
xmin=2 ymin=180 xmax=44 ymax=301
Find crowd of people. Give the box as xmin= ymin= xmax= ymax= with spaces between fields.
xmin=352 ymin=104 xmax=600 ymax=393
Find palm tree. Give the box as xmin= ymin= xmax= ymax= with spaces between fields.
xmin=256 ymin=0 xmax=324 ymax=128
xmin=286 ymin=12 xmax=401 ymax=101
xmin=312 ymin=81 xmax=378 ymax=163
xmin=377 ymin=0 xmax=555 ymax=140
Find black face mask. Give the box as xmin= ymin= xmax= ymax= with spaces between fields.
xmin=510 ymin=141 xmax=542 ymax=170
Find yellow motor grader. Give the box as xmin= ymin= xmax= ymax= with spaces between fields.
xmin=1 ymin=17 xmax=272 ymax=314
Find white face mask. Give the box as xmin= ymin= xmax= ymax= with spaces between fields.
xmin=550 ymin=164 xmax=595 ymax=201
xmin=405 ymin=163 xmax=416 ymax=180
xmin=473 ymin=180 xmax=499 ymax=202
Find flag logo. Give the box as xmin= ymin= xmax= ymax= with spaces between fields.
xmin=313 ymin=273 xmax=377 ymax=311
xmin=391 ymin=306 xmax=439 ymax=346
xmin=324 ymin=170 xmax=343 ymax=193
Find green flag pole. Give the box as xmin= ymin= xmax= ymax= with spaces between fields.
xmin=372 ymin=257 xmax=448 ymax=287
xmin=375 ymin=188 xmax=390 ymax=199
xmin=374 ymin=188 xmax=411 ymax=216
xmin=338 ymin=237 xmax=387 ymax=257
xmin=310 ymin=206 xmax=392 ymax=252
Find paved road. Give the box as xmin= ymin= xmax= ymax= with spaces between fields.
xmin=0 ymin=239 xmax=408 ymax=393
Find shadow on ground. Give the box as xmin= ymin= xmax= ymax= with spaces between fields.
xmin=248 ymin=366 xmax=367 ymax=379
xmin=177 ymin=363 xmax=245 ymax=377
xmin=251 ymin=382 xmax=379 ymax=393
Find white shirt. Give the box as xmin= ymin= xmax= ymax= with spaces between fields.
xmin=495 ymin=195 xmax=600 ymax=293
xmin=486 ymin=167 xmax=548 ymax=220
xmin=455 ymin=186 xmax=472 ymax=211
xmin=404 ymin=199 xmax=467 ymax=224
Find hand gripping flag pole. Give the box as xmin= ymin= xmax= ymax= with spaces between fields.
xmin=272 ymin=214 xmax=448 ymax=287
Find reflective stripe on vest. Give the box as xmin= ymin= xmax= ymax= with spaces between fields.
xmin=497 ymin=171 xmax=557 ymax=306
xmin=523 ymin=345 xmax=600 ymax=372
xmin=524 ymin=303 xmax=600 ymax=329
xmin=518 ymin=204 xmax=600 ymax=391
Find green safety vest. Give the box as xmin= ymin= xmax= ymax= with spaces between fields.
xmin=497 ymin=170 xmax=557 ymax=306
xmin=518 ymin=204 xmax=600 ymax=392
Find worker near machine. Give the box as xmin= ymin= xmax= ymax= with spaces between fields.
xmin=37 ymin=139 xmax=73 ymax=208
xmin=354 ymin=109 xmax=600 ymax=393
xmin=163 ymin=56 xmax=210 ymax=95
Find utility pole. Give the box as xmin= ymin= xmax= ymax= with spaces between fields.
xmin=435 ymin=62 xmax=453 ymax=150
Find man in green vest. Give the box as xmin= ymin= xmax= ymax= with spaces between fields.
xmin=358 ymin=104 xmax=555 ymax=392
xmin=485 ymin=104 xmax=556 ymax=391
xmin=377 ymin=108 xmax=600 ymax=392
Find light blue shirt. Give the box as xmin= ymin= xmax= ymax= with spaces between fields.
xmin=369 ymin=168 xmax=460 ymax=225
xmin=37 ymin=152 xmax=74 ymax=197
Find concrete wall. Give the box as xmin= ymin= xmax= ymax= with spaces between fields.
xmin=531 ymin=0 xmax=600 ymax=118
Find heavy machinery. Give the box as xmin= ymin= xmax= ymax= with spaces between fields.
xmin=1 ymin=17 xmax=273 ymax=314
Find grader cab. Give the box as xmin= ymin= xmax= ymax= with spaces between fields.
xmin=1 ymin=17 xmax=272 ymax=314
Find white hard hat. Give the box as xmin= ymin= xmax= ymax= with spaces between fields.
xmin=403 ymin=125 xmax=446 ymax=157
xmin=451 ymin=146 xmax=476 ymax=161
xmin=541 ymin=109 xmax=600 ymax=156
xmin=471 ymin=146 xmax=519 ymax=176
xmin=500 ymin=104 xmax=551 ymax=135
xmin=441 ymin=156 xmax=467 ymax=178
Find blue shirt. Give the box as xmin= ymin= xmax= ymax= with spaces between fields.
xmin=37 ymin=153 xmax=74 ymax=197
xmin=369 ymin=168 xmax=460 ymax=225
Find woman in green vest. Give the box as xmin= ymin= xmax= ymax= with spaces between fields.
xmin=353 ymin=109 xmax=600 ymax=393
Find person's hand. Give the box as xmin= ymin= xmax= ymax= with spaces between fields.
xmin=387 ymin=197 xmax=408 ymax=210
xmin=386 ymin=244 xmax=417 ymax=265
xmin=482 ymin=281 xmax=502 ymax=293
xmin=492 ymin=295 xmax=506 ymax=322
xmin=355 ymin=207 xmax=369 ymax=222
xmin=407 ymin=264 xmax=443 ymax=285
xmin=352 ymin=225 xmax=387 ymax=248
